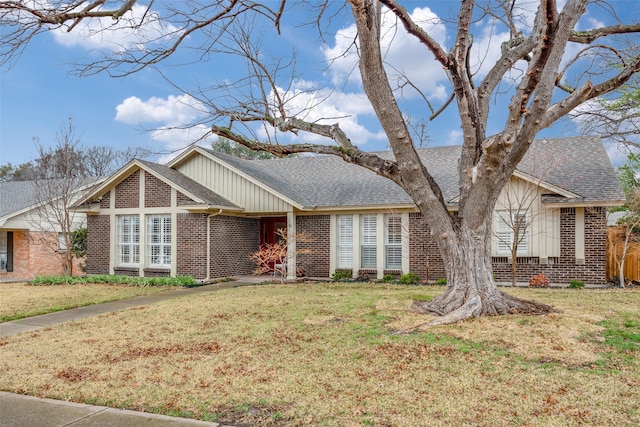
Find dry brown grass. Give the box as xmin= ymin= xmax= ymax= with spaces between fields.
xmin=0 ymin=283 xmax=638 ymax=426
xmin=0 ymin=282 xmax=173 ymax=322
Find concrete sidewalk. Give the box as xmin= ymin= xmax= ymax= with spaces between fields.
xmin=0 ymin=392 xmax=228 ymax=426
xmin=0 ymin=276 xmax=269 ymax=426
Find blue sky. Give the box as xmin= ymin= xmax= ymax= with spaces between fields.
xmin=1 ymin=1 xmax=637 ymax=168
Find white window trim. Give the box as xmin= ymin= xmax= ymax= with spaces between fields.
xmin=336 ymin=214 xmax=354 ymax=269
xmin=331 ymin=212 xmax=409 ymax=278
xmin=495 ymin=210 xmax=529 ymax=256
xmin=146 ymin=214 xmax=172 ymax=268
xmin=116 ymin=214 xmax=140 ymax=267
xmin=385 ymin=214 xmax=403 ymax=270
xmin=360 ymin=214 xmax=377 ymax=269
xmin=0 ymin=232 xmax=7 ymax=271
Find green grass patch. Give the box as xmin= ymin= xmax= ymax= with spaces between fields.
xmin=598 ymin=316 xmax=640 ymax=351
xmin=0 ymin=282 xmax=175 ymax=322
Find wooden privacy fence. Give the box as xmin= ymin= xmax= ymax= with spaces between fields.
xmin=607 ymin=226 xmax=640 ymax=282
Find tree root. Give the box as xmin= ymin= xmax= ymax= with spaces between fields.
xmin=427 ymin=295 xmax=482 ymax=326
xmin=410 ymin=289 xmax=557 ymax=326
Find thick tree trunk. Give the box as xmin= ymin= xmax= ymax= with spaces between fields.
xmin=412 ymin=220 xmax=555 ymax=325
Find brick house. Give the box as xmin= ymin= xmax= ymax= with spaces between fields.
xmin=75 ymin=136 xmax=624 ymax=285
xmin=0 ymin=180 xmax=90 ymax=281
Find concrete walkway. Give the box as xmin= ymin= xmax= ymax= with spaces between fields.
xmin=0 ymin=276 xmax=270 ymax=427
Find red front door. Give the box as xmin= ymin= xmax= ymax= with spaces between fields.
xmin=259 ymin=217 xmax=287 ymax=271
xmin=260 ymin=216 xmax=287 ymax=246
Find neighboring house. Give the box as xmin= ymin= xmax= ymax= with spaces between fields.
xmin=0 ymin=180 xmax=90 ymax=281
xmin=74 ymin=136 xmax=624 ymax=285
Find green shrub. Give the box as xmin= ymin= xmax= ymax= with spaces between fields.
xmin=29 ymin=274 xmax=196 ymax=287
xmin=568 ymin=280 xmax=585 ymax=289
xmin=382 ymin=274 xmax=395 ymax=283
xmin=434 ymin=278 xmax=447 ymax=286
xmin=399 ymin=272 xmax=420 ymax=285
xmin=332 ymin=270 xmax=352 ymax=281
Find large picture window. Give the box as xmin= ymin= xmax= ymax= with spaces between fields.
xmin=147 ymin=215 xmax=172 ymax=267
xmin=116 ymin=215 xmax=140 ymax=265
xmin=360 ymin=214 xmax=377 ymax=268
xmin=385 ymin=215 xmax=402 ymax=269
xmin=337 ymin=215 xmax=353 ymax=269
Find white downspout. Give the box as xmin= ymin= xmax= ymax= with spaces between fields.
xmin=205 ymin=209 xmax=223 ymax=282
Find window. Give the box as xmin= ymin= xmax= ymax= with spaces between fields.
xmin=495 ymin=210 xmax=528 ymax=255
xmin=385 ymin=215 xmax=402 ymax=269
xmin=360 ymin=214 xmax=377 ymax=268
xmin=58 ymin=233 xmax=68 ymax=252
xmin=0 ymin=232 xmax=6 ymax=271
xmin=337 ymin=215 xmax=353 ymax=268
xmin=147 ymin=215 xmax=172 ymax=267
xmin=116 ymin=215 xmax=140 ymax=265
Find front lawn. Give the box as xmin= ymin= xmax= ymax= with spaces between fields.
xmin=0 ymin=283 xmax=638 ymax=426
xmin=0 ymin=282 xmax=175 ymax=322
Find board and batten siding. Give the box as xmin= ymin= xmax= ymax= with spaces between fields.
xmin=176 ymin=155 xmax=292 ymax=213
xmin=493 ymin=176 xmax=561 ymax=259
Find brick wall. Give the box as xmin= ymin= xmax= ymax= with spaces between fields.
xmin=0 ymin=230 xmax=85 ymax=281
xmin=115 ymin=170 xmax=139 ymax=209
xmin=1 ymin=230 xmax=29 ymax=280
xmin=177 ymin=191 xmax=195 ymax=206
xmin=143 ymin=268 xmax=170 ymax=277
xmin=296 ymin=215 xmax=330 ymax=277
xmin=409 ymin=212 xmax=446 ymax=281
xmin=177 ymin=213 xmax=208 ymax=279
xmin=209 ymin=216 xmax=259 ymax=278
xmin=86 ymin=215 xmax=110 ymax=275
xmin=407 ymin=208 xmax=608 ymax=285
xmin=113 ymin=267 xmax=139 ymax=277
xmin=145 ymin=173 xmax=171 ymax=208
xmin=492 ymin=207 xmax=608 ymax=285
xmin=99 ymin=191 xmax=110 ymax=209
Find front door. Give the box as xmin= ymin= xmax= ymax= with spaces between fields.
xmin=260 ymin=216 xmax=287 ymax=246
xmin=259 ymin=217 xmax=287 ymax=272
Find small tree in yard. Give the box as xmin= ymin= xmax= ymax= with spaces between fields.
xmin=609 ymin=156 xmax=640 ymax=288
xmin=250 ymin=229 xmax=312 ymax=282
xmin=608 ymin=217 xmax=640 ymax=289
xmin=494 ymin=189 xmax=533 ymax=287
xmin=2 ymin=1 xmax=640 ymax=323
xmin=27 ymin=119 xmax=97 ymax=276
xmin=494 ymin=150 xmax=562 ymax=287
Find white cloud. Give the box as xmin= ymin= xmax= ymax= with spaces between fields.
xmin=151 ymin=124 xmax=215 ymax=163
xmin=445 ymin=129 xmax=463 ymax=146
xmin=114 ymin=94 xmax=212 ymax=162
xmin=605 ymin=141 xmax=632 ymax=167
xmin=115 ymin=94 xmax=206 ymax=125
xmin=469 ymin=21 xmax=511 ymax=78
xmin=51 ymin=4 xmax=179 ymax=52
xmin=260 ymin=83 xmax=386 ymax=147
xmin=321 ymin=6 xmax=449 ymax=101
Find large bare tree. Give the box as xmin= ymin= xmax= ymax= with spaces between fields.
xmin=2 ymin=1 xmax=639 ymax=323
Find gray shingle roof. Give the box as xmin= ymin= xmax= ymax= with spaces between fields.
xmin=202 ymin=136 xmax=623 ymax=209
xmin=1 ymin=178 xmax=103 ymax=220
xmin=0 ymin=180 xmax=40 ymax=219
xmin=138 ymin=160 xmax=240 ymax=209
xmin=517 ymin=136 xmax=624 ymax=203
